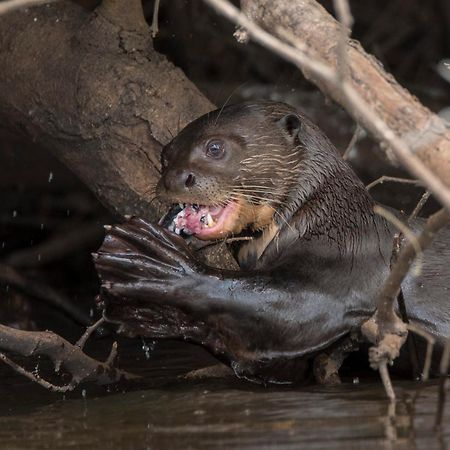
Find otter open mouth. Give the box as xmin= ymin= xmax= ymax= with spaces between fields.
xmin=160 ymin=201 xmax=239 ymax=240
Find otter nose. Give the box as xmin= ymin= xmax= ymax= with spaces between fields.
xmin=163 ymin=169 xmax=196 ymax=192
xmin=184 ymin=173 xmax=195 ymax=188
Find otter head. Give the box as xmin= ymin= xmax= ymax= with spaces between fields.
xmin=156 ymin=101 xmax=304 ymax=241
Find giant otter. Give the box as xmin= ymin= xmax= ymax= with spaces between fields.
xmin=94 ymin=101 xmax=450 ymax=383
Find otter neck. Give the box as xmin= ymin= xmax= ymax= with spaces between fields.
xmin=238 ymin=160 xmax=387 ymax=270
xmin=293 ymin=165 xmax=378 ymax=249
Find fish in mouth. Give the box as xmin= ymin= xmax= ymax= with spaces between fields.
xmin=159 ymin=200 xmax=257 ymax=241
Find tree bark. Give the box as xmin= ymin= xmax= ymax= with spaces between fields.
xmin=0 ymin=0 xmax=213 ymax=220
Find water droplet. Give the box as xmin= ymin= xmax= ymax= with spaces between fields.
xmin=40 ymin=223 xmax=44 ymax=230
xmin=37 ymin=254 xmax=41 ymax=262
xmin=1 ymin=242 xmax=5 ymax=249
xmin=89 ymin=308 xmax=94 ymax=318
xmin=48 ymin=172 xmax=53 ymax=183
xmin=141 ymin=339 xmax=152 ymax=359
xmin=12 ymin=210 xmax=17 ymax=218
xmin=5 ymin=285 xmax=9 ymax=293
xmin=66 ymin=209 xmax=71 ymax=216
xmin=353 ymin=377 xmax=360 ymax=384
xmin=82 ymin=389 xmax=87 ymax=399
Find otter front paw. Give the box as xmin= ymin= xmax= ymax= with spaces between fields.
xmin=94 ymin=217 xmax=204 ymax=304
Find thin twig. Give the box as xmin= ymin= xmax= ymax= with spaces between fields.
xmin=408 ymin=191 xmax=431 ymax=222
xmin=407 ymin=323 xmax=436 ymax=382
xmin=76 ymin=317 xmax=106 ymax=349
xmin=342 ymin=124 xmax=362 ymax=160
xmin=105 ymin=341 xmax=119 ymax=366
xmin=376 ymin=208 xmax=449 ymax=326
xmin=366 ymin=176 xmax=422 ymax=191
xmin=374 ymin=205 xmax=422 ymax=277
xmin=0 ymin=352 xmax=74 ymax=393
xmin=379 ymin=360 xmax=396 ymax=401
xmin=435 ymin=337 xmax=450 ymax=429
xmin=384 ymin=400 xmax=397 ymax=441
xmin=202 ymin=0 xmax=450 ymax=211
xmin=151 ymin=0 xmax=161 ymax=38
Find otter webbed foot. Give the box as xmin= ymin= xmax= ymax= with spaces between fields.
xmin=94 ymin=217 xmax=210 ymax=340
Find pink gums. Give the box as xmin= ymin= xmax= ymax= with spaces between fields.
xmin=174 ymin=202 xmax=237 ymax=238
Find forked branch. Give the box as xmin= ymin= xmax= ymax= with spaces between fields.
xmin=0 ymin=322 xmax=137 ymax=391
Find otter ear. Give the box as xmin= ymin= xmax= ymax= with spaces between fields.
xmin=277 ymin=114 xmax=302 ymax=141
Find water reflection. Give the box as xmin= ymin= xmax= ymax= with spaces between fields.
xmin=0 ymin=341 xmax=448 ymax=450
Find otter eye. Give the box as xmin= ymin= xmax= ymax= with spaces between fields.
xmin=206 ymin=140 xmax=225 ymax=159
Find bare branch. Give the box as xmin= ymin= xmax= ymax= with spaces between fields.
xmin=362 ymin=208 xmax=450 ymax=398
xmin=0 ymin=323 xmax=137 ymax=390
xmin=203 ymin=0 xmax=450 ymax=210
xmin=342 ymin=124 xmax=362 ymax=160
xmin=76 ymin=317 xmax=106 ymax=349
xmin=366 ymin=176 xmax=422 ymax=191
xmin=407 ymin=323 xmax=435 ymax=382
xmin=374 ymin=205 xmax=422 ymax=277
xmin=408 ymin=191 xmax=431 ymax=222
xmin=377 ymin=208 xmax=449 ymax=327
xmin=435 ymin=337 xmax=450 ymax=429
xmin=151 ymin=0 xmax=161 ymax=38
xmin=0 ymin=351 xmax=74 ymax=393
xmin=379 ymin=360 xmax=395 ymax=401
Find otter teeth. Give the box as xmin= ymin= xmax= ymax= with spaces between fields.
xmin=207 ymin=213 xmax=215 ymax=227
xmin=200 ymin=213 xmax=216 ymax=228
xmin=200 ymin=212 xmax=216 ymax=228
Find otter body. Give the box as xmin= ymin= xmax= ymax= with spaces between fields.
xmin=95 ymin=102 xmax=450 ymax=383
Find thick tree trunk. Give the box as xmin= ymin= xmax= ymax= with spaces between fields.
xmin=0 ymin=1 xmax=213 ymax=220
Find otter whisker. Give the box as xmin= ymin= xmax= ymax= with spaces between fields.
xmin=229 ymin=184 xmax=288 ymax=194
xmin=273 ymin=208 xmax=296 ymax=234
xmin=229 ymin=186 xmax=278 ymax=193
xmin=229 ymin=191 xmax=290 ymax=207
xmin=230 ymin=189 xmax=286 ymax=200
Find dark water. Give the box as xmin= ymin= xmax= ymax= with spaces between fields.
xmin=0 ymin=341 xmax=448 ymax=450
